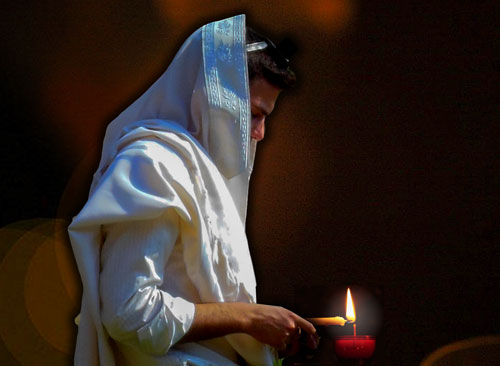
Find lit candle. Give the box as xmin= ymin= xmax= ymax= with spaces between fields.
xmin=334 ymin=288 xmax=376 ymax=359
xmin=307 ymin=316 xmax=348 ymax=326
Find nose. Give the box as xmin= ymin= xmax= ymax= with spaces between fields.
xmin=251 ymin=117 xmax=265 ymax=141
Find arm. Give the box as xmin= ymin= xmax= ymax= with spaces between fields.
xmin=100 ymin=210 xmax=317 ymax=356
xmin=182 ymin=302 xmax=319 ymax=354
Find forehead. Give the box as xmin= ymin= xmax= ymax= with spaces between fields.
xmin=249 ymin=78 xmax=282 ymax=115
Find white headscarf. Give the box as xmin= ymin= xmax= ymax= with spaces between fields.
xmin=69 ymin=14 xmax=275 ymax=365
xmin=91 ymin=14 xmax=254 ymax=218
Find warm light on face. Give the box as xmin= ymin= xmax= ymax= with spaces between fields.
xmin=346 ymin=288 xmax=356 ymax=322
xmin=249 ymin=78 xmax=281 ymax=141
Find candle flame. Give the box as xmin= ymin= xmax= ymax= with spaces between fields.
xmin=346 ymin=288 xmax=356 ymax=323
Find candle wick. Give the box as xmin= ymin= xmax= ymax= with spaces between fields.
xmin=353 ymin=323 xmax=357 ymax=337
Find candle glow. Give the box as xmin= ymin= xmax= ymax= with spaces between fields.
xmin=334 ymin=287 xmax=376 ymax=359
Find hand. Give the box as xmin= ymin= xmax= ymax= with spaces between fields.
xmin=242 ymin=304 xmax=319 ymax=356
xmin=279 ymin=326 xmax=320 ymax=358
xmin=181 ymin=302 xmax=319 ymax=356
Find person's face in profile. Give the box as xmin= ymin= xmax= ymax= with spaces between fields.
xmin=249 ymin=77 xmax=282 ymax=141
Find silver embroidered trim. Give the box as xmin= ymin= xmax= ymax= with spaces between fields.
xmin=202 ymin=15 xmax=250 ymax=176
xmin=234 ymin=15 xmax=249 ymax=167
xmin=203 ymin=22 xmax=221 ymax=109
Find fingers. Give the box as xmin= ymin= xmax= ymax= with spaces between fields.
xmin=277 ymin=325 xmax=300 ymax=348
xmin=279 ymin=338 xmax=301 ymax=357
xmin=292 ymin=326 xmax=301 ymax=341
xmin=248 ymin=304 xmax=319 ymax=352
xmin=288 ymin=326 xmax=302 ymax=354
xmin=290 ymin=314 xmax=320 ymax=350
xmin=278 ymin=327 xmax=302 ymax=357
xmin=305 ymin=332 xmax=320 ymax=349
xmin=293 ymin=314 xmax=317 ymax=335
xmin=284 ymin=311 xmax=319 ymax=351
xmin=288 ymin=325 xmax=302 ymax=343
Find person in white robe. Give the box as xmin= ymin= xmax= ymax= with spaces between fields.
xmin=68 ymin=15 xmax=318 ymax=366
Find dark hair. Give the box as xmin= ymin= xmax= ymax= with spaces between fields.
xmin=246 ymin=27 xmax=297 ymax=89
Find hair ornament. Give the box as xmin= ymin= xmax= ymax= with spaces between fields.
xmin=246 ymin=41 xmax=268 ymax=53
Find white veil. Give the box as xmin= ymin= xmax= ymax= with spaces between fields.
xmin=91 ymin=15 xmax=254 ymax=221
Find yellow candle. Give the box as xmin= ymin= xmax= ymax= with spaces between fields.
xmin=307 ymin=316 xmax=347 ymax=326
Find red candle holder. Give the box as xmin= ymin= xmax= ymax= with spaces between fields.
xmin=334 ymin=335 xmax=376 ymax=359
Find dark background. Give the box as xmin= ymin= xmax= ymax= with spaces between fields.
xmin=1 ymin=1 xmax=499 ymax=365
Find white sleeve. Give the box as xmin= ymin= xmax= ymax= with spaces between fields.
xmin=99 ymin=209 xmax=195 ymax=356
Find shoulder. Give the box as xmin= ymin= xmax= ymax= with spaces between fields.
xmin=117 ymin=137 xmax=185 ymax=166
xmin=72 ymin=137 xmax=197 ymax=228
xmin=114 ymin=137 xmax=193 ymax=184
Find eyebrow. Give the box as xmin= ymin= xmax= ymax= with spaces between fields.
xmin=253 ymin=102 xmax=272 ymax=117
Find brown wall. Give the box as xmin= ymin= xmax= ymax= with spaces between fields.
xmin=1 ymin=1 xmax=498 ymax=364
